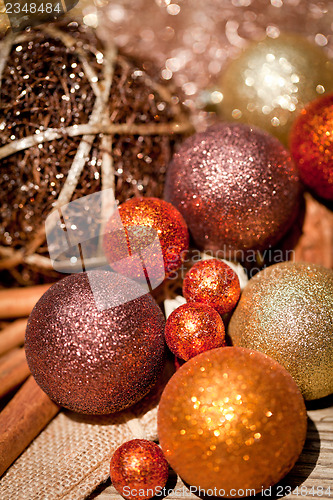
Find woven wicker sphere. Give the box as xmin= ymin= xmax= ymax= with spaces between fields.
xmin=0 ymin=20 xmax=191 ymax=285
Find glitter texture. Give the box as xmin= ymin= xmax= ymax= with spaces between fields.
xmin=25 ymin=271 xmax=166 ymax=414
xmin=110 ymin=439 xmax=169 ymax=500
xmin=164 ymin=123 xmax=301 ymax=254
xmin=158 ymin=347 xmax=307 ymax=495
xmin=290 ymin=93 xmax=333 ymax=201
xmin=229 ymin=262 xmax=333 ymax=400
xmin=104 ymin=197 xmax=189 ymax=280
xmin=164 ymin=303 xmax=225 ymax=361
xmin=218 ymin=34 xmax=333 ymax=144
xmin=0 ymin=20 xmax=191 ymax=286
xmin=183 ymin=259 xmax=241 ymax=315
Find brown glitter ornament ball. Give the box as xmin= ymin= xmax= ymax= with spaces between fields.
xmin=290 ymin=93 xmax=333 ymax=201
xmin=158 ymin=347 xmax=307 ymax=496
xmin=110 ymin=439 xmax=169 ymax=500
xmin=103 ymin=197 xmax=189 ymax=280
xmin=229 ymin=262 xmax=333 ymax=400
xmin=164 ymin=303 xmax=225 ymax=361
xmin=0 ymin=20 xmax=191 ymax=285
xmin=25 ymin=270 xmax=166 ymax=414
xmin=218 ymin=34 xmax=333 ymax=145
xmin=183 ymin=259 xmax=241 ymax=315
xmin=164 ymin=123 xmax=301 ymax=254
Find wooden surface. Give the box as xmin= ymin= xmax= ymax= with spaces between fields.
xmin=0 ymin=376 xmax=60 ymax=477
xmin=92 ymin=402 xmax=333 ymax=500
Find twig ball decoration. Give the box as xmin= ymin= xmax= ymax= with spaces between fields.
xmin=229 ymin=262 xmax=333 ymax=401
xmin=290 ymin=93 xmax=333 ymax=201
xmin=0 ymin=20 xmax=192 ymax=285
xmin=158 ymin=347 xmax=307 ymax=496
xmin=217 ymin=34 xmax=333 ymax=145
xmin=103 ymin=197 xmax=189 ymax=281
xmin=183 ymin=259 xmax=241 ymax=315
xmin=25 ymin=270 xmax=166 ymax=414
xmin=164 ymin=123 xmax=301 ymax=255
xmin=110 ymin=439 xmax=169 ymax=500
xmin=164 ymin=303 xmax=225 ymax=361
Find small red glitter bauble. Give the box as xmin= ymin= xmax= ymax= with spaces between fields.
xmin=165 ymin=123 xmax=301 ymax=253
xmin=183 ymin=259 xmax=241 ymax=315
xmin=103 ymin=197 xmax=189 ymax=281
xmin=165 ymin=303 xmax=225 ymax=360
xmin=25 ymin=271 xmax=166 ymax=414
xmin=110 ymin=439 xmax=169 ymax=500
xmin=290 ymin=93 xmax=333 ymax=201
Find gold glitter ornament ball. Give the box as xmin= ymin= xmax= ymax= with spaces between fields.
xmin=158 ymin=347 xmax=307 ymax=496
xmin=229 ymin=262 xmax=333 ymax=400
xmin=218 ymin=34 xmax=333 ymax=145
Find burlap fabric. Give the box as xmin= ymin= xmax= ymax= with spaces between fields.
xmin=0 ymin=362 xmax=174 ymax=500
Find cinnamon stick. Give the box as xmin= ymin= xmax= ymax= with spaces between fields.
xmin=0 ymin=376 xmax=60 ymax=477
xmin=0 ymin=318 xmax=28 ymax=356
xmin=0 ymin=347 xmax=30 ymax=399
xmin=0 ymin=284 xmax=52 ymax=319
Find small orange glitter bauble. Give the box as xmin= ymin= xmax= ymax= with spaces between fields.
xmin=158 ymin=347 xmax=307 ymax=497
xmin=110 ymin=439 xmax=169 ymax=500
xmin=290 ymin=93 xmax=333 ymax=200
xmin=103 ymin=197 xmax=189 ymax=281
xmin=165 ymin=303 xmax=225 ymax=360
xmin=183 ymin=259 xmax=241 ymax=315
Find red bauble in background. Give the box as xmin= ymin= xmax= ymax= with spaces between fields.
xmin=110 ymin=439 xmax=169 ymax=500
xmin=183 ymin=259 xmax=241 ymax=315
xmin=165 ymin=303 xmax=225 ymax=361
xmin=290 ymin=93 xmax=333 ymax=201
xmin=103 ymin=197 xmax=189 ymax=282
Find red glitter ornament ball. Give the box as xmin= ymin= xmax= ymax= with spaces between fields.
xmin=110 ymin=439 xmax=169 ymax=500
xmin=165 ymin=123 xmax=301 ymax=253
xmin=290 ymin=93 xmax=333 ymax=200
xmin=183 ymin=259 xmax=241 ymax=315
xmin=103 ymin=197 xmax=189 ymax=281
xmin=25 ymin=271 xmax=166 ymax=414
xmin=165 ymin=303 xmax=225 ymax=360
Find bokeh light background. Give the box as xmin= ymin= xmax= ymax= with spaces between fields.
xmin=78 ymin=0 xmax=333 ymax=129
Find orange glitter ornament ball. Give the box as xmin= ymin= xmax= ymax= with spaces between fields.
xmin=110 ymin=439 xmax=169 ymax=500
xmin=165 ymin=303 xmax=225 ymax=360
xmin=158 ymin=347 xmax=307 ymax=497
xmin=290 ymin=93 xmax=333 ymax=200
xmin=183 ymin=259 xmax=241 ymax=315
xmin=103 ymin=197 xmax=189 ymax=282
